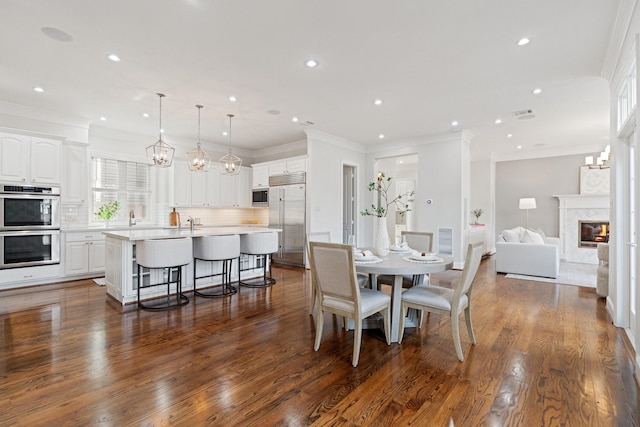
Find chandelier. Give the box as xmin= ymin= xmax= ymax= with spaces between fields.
xmin=186 ymin=105 xmax=211 ymax=172
xmin=146 ymin=93 xmax=175 ymax=167
xmin=218 ymin=113 xmax=242 ymax=175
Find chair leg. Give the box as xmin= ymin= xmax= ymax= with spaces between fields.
xmin=314 ymin=307 xmax=323 ymax=351
xmin=352 ymin=316 xmax=363 ymax=367
xmin=451 ymin=313 xmax=464 ymax=362
xmin=465 ymin=305 xmax=476 ymax=345
xmin=309 ymin=280 xmax=316 ymax=316
xmin=383 ymin=306 xmax=391 ymax=345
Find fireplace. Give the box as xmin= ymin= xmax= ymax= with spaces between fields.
xmin=579 ymin=220 xmax=610 ymax=248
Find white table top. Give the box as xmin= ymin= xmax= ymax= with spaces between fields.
xmin=354 ymin=251 xmax=454 ymax=275
xmin=103 ymin=226 xmax=280 ymax=241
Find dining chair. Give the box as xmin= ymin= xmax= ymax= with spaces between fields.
xmin=378 ymin=231 xmax=434 ymax=288
xmin=308 ymin=241 xmax=391 ymax=367
xmin=398 ymin=241 xmax=483 ymax=361
xmin=307 ymin=232 xmax=369 ymax=315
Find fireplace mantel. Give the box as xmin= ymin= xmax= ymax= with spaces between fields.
xmin=553 ymin=194 xmax=610 ymax=264
xmin=553 ymin=194 xmax=609 ymax=209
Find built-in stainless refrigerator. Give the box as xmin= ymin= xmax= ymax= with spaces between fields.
xmin=268 ymin=172 xmax=305 ymax=267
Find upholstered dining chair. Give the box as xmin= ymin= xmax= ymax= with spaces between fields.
xmin=378 ymin=231 xmax=434 ymax=288
xmin=399 ymin=241 xmax=483 ymax=361
xmin=307 ymin=232 xmax=370 ymax=315
xmin=308 ymin=241 xmax=391 ymax=367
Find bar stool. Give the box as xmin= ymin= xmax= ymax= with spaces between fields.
xmin=136 ymin=236 xmax=192 ymax=310
xmin=239 ymin=232 xmax=278 ymax=287
xmin=193 ymin=234 xmax=240 ymax=297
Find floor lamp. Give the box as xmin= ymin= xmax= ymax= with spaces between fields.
xmin=519 ymin=198 xmax=537 ymax=228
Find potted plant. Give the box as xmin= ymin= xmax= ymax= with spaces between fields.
xmin=471 ymin=208 xmax=483 ymax=225
xmin=95 ymin=201 xmax=120 ymax=227
xmin=361 ymin=172 xmax=415 ymax=255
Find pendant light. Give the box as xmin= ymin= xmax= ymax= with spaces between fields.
xmin=146 ymin=93 xmax=175 ymax=167
xmin=218 ymin=113 xmax=242 ymax=175
xmin=186 ymin=105 xmax=211 ymax=172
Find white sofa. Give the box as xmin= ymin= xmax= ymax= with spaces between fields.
xmin=495 ymin=227 xmax=560 ymax=278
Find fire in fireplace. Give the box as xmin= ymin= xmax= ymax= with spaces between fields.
xmin=579 ymin=220 xmax=610 ymax=248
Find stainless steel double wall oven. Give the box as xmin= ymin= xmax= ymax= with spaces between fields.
xmin=0 ymin=184 xmax=60 ymax=269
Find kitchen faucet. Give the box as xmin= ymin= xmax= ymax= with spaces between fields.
xmin=187 ymin=216 xmax=194 ymax=232
xmin=129 ymin=210 xmax=136 ymax=226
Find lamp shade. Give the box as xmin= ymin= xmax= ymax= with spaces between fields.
xmin=519 ymin=198 xmax=537 ymax=210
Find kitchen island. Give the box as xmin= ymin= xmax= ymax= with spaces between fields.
xmin=103 ymin=227 xmax=279 ymax=305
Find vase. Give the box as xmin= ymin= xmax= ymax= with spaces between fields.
xmin=374 ymin=217 xmax=390 ymax=257
xmin=104 ymin=220 xmax=110 ymax=229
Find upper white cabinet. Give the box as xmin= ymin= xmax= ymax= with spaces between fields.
xmin=268 ymin=158 xmax=305 ymax=176
xmin=0 ymin=132 xmax=61 ymax=184
xmin=220 ymin=166 xmax=251 ymax=207
xmin=61 ymin=143 xmax=88 ymax=204
xmin=173 ymin=161 xmax=222 ymax=207
xmin=252 ymin=164 xmax=269 ymax=188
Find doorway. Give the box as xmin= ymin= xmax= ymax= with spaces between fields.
xmin=342 ymin=165 xmax=357 ymax=244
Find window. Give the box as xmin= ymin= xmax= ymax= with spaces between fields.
xmin=91 ymin=157 xmax=150 ymax=223
xmin=617 ymin=58 xmax=637 ymax=132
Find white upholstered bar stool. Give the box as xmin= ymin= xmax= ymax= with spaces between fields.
xmin=136 ymin=236 xmax=192 ymax=310
xmin=239 ymin=232 xmax=278 ymax=287
xmin=193 ymin=234 xmax=240 ymax=297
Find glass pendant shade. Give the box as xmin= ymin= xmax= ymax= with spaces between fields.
xmin=186 ymin=105 xmax=211 ymax=172
xmin=146 ymin=93 xmax=175 ymax=167
xmin=219 ymin=114 xmax=242 ymax=175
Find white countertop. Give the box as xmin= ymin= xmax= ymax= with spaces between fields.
xmin=103 ymin=226 xmax=279 ymax=241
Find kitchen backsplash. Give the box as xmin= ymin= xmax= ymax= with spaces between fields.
xmin=163 ymin=207 xmax=269 ymax=226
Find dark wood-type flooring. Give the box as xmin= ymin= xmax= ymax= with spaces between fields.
xmin=1 ymin=257 xmax=638 ymax=426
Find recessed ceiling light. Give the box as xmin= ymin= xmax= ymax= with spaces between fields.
xmin=379 ymin=134 xmax=385 ymax=139
xmin=494 ymin=119 xmax=502 ymax=124
xmin=305 ymin=59 xmax=318 ymax=68
xmin=507 ymin=134 xmax=513 ymax=138
xmin=142 ymin=113 xmax=149 ymax=118
xmin=99 ymin=116 xmax=106 ymax=121
xmin=107 ymin=54 xmax=121 ymax=62
xmin=292 ymin=117 xmax=299 ymax=122
xmin=517 ymin=38 xmax=530 ymax=46
xmin=517 ymin=145 xmax=522 ymax=149
xmin=374 ymin=99 xmax=383 ymax=106
xmin=228 ymin=96 xmax=237 ymax=102
xmin=33 ymin=87 xmax=44 ymax=93
xmin=451 ymin=120 xmax=459 ymax=126
xmin=222 ymin=131 xmax=228 ymax=136
xmin=532 ymin=88 xmax=542 ymax=94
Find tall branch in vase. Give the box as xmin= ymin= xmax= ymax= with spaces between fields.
xmin=360 ymin=172 xmax=414 ymax=218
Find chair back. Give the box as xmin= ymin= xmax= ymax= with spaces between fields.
xmin=308 ymin=241 xmax=360 ymax=307
xmin=453 ymin=241 xmax=483 ymax=302
xmin=401 ymin=231 xmax=433 ymax=252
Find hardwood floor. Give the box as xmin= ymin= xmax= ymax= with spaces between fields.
xmin=1 ymin=257 xmax=638 ymax=426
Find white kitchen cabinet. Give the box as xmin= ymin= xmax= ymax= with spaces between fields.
xmin=61 ymin=143 xmax=88 ymax=204
xmin=173 ymin=161 xmax=221 ymax=207
xmin=269 ymin=158 xmax=305 ymax=176
xmin=220 ymin=166 xmax=251 ymax=207
xmin=252 ymin=164 xmax=269 ymax=188
xmin=0 ymin=132 xmax=61 ymax=184
xmin=64 ymin=231 xmax=106 ymax=275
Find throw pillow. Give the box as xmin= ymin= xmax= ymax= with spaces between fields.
xmin=502 ymin=228 xmax=521 ymax=243
xmin=521 ymin=229 xmax=545 ymax=244
xmin=534 ymin=228 xmax=547 ymax=238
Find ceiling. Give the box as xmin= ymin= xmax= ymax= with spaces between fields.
xmin=0 ymin=0 xmax=620 ymax=161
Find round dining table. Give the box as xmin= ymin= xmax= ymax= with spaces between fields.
xmin=355 ymin=251 xmax=454 ymax=343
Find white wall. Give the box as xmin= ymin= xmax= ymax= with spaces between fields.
xmin=305 ymin=129 xmax=366 ymax=245
xmin=365 ymin=131 xmax=471 ymax=267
